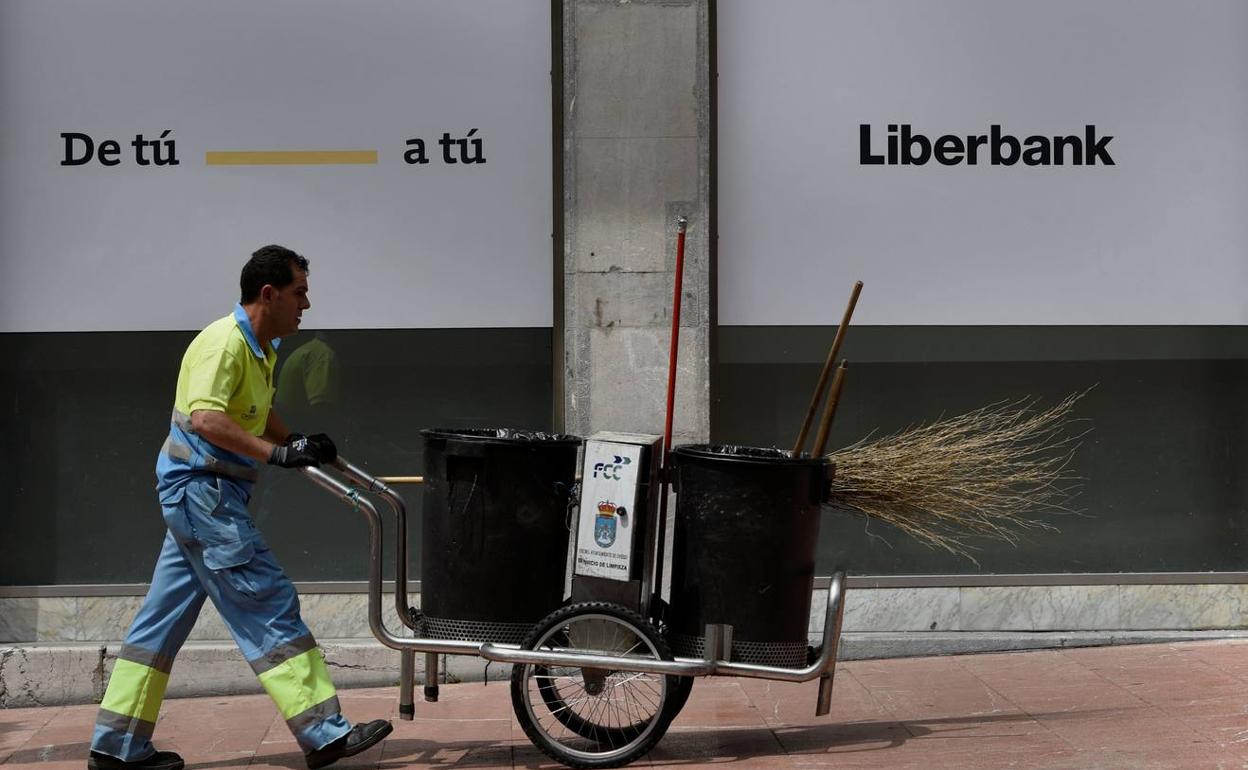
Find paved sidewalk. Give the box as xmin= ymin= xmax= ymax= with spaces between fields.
xmin=3 ymin=640 xmax=1247 ymax=770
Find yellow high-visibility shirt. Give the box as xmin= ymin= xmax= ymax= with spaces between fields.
xmin=173 ymin=306 xmax=278 ymax=436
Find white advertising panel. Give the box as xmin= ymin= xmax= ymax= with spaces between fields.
xmin=0 ymin=1 xmax=552 ymax=332
xmin=718 ymin=0 xmax=1248 ymax=325
xmin=575 ymin=441 xmax=643 ymax=581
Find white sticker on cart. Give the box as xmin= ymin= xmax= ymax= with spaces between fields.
xmin=575 ymin=441 xmax=643 ymax=581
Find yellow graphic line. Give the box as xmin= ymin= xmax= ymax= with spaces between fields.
xmin=205 ymin=150 xmax=378 ymax=166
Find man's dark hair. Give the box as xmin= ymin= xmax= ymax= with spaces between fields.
xmin=240 ymin=245 xmax=310 ymax=303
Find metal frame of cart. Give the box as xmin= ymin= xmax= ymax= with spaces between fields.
xmin=302 ymin=455 xmax=847 ymax=769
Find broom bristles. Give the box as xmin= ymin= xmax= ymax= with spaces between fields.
xmin=825 ymin=391 xmax=1090 ymax=562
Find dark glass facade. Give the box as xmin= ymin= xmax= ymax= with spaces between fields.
xmin=714 ymin=326 xmax=1248 ymax=575
xmin=0 ymin=329 xmax=554 ymax=584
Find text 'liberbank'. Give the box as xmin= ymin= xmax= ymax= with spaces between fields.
xmin=860 ymin=124 xmax=1114 ymax=167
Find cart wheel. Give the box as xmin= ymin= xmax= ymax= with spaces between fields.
xmin=665 ymin=675 xmax=694 ymax=723
xmin=511 ymin=602 xmax=676 ymax=769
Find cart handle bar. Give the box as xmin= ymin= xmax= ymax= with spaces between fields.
xmin=376 ymin=476 xmax=423 ymax=484
xmin=312 ymin=458 xmax=420 ymax=634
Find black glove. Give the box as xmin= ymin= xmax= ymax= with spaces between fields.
xmin=268 ymin=436 xmax=320 ymax=468
xmin=305 ymin=433 xmax=338 ymax=464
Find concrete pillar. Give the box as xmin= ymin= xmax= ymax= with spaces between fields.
xmin=561 ymin=0 xmax=712 ymax=445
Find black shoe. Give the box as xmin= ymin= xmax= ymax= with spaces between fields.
xmin=88 ymin=750 xmax=184 ymax=770
xmin=305 ymin=720 xmax=393 ymax=770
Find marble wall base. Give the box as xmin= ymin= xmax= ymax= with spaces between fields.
xmin=0 ymin=594 xmax=398 ymax=644
xmin=3 ymin=584 xmax=1247 ymax=644
xmin=4 ymin=585 xmax=1247 ymax=708
xmin=0 ymin=639 xmax=487 ymax=709
xmin=807 ymin=584 xmax=1248 ymax=637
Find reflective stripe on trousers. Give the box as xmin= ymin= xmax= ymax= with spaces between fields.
xmin=90 ymin=480 xmax=349 ymax=762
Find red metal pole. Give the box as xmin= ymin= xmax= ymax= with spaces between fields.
xmin=652 ymin=215 xmax=687 ymax=617
xmin=663 ymin=216 xmax=688 ymax=463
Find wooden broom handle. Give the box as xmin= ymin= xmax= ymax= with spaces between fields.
xmin=793 ymin=281 xmax=862 ymax=456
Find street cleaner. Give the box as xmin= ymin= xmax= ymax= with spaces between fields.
xmin=88 ymin=245 xmax=392 ymax=770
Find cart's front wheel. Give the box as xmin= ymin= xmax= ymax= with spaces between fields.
xmin=510 ymin=602 xmax=675 ymax=769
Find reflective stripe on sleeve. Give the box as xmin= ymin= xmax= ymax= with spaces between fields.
xmin=100 ymin=659 xmax=170 ymax=724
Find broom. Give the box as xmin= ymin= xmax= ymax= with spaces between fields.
xmin=825 ymin=392 xmax=1089 ymax=561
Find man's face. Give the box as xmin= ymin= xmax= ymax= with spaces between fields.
xmin=264 ymin=268 xmax=310 ymax=339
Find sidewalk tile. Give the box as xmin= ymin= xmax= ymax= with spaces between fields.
xmin=5 ymin=642 xmax=1248 ymax=770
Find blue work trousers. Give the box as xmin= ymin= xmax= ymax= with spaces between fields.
xmin=90 ymin=476 xmax=351 ymax=761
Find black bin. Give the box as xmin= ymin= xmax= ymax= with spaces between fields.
xmin=668 ymin=444 xmax=832 ymax=667
xmin=420 ymin=428 xmax=581 ymax=644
